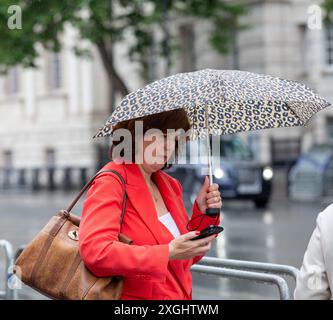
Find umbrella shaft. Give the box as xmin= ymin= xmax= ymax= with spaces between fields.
xmin=206 ymin=129 xmax=213 ymax=185
xmin=205 ymin=105 xmax=213 ymax=185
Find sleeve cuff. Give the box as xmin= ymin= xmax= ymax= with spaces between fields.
xmin=194 ymin=199 xmax=203 ymax=214
xmin=150 ymin=244 xmax=170 ymax=283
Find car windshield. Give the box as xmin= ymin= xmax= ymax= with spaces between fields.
xmin=218 ymin=137 xmax=253 ymax=160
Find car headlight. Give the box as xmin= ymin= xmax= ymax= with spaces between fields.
xmin=214 ymin=168 xmax=224 ymax=179
xmin=263 ymin=166 xmax=273 ymax=180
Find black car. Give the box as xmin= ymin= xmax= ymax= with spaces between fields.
xmin=166 ymin=136 xmax=273 ymax=208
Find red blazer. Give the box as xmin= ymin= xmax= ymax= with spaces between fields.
xmin=79 ymin=161 xmax=220 ymax=300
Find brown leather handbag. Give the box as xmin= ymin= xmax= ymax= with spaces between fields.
xmin=13 ymin=169 xmax=132 ymax=300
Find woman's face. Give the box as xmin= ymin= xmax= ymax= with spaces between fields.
xmin=137 ymin=129 xmax=180 ymax=172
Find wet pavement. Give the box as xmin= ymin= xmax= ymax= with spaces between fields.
xmin=0 ymin=168 xmax=330 ymax=300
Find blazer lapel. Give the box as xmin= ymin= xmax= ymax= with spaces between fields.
xmin=121 ymin=162 xmax=192 ymax=297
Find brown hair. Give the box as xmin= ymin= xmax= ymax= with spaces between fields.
xmin=108 ymin=108 xmax=191 ymax=170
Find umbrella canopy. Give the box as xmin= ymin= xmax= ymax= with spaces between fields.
xmin=92 ymin=68 xmax=331 ymax=216
xmin=92 ymin=69 xmax=331 ymax=140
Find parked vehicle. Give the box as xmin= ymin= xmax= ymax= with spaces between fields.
xmin=166 ymin=135 xmax=273 ymax=208
xmin=288 ymin=144 xmax=333 ymax=201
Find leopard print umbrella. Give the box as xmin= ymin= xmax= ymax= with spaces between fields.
xmin=92 ymin=68 xmax=331 ymax=141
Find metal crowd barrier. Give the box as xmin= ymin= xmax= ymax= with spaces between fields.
xmin=191 ymin=264 xmax=290 ymax=300
xmin=0 ymin=240 xmax=17 ymax=300
xmin=190 ymin=256 xmax=300 ymax=300
xmin=1 ymin=240 xmax=298 ymax=300
xmin=198 ymin=257 xmax=299 ymax=281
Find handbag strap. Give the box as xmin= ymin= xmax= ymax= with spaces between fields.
xmin=66 ymin=168 xmax=127 ymax=227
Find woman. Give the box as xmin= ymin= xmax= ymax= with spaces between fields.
xmin=79 ymin=109 xmax=222 ymax=300
xmin=294 ymin=203 xmax=333 ymax=300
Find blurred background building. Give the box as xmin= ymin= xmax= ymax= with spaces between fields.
xmin=1 ymin=0 xmax=333 ymax=300
xmin=0 ymin=0 xmax=332 ymax=189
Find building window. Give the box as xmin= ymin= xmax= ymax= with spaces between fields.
xmin=4 ymin=67 xmax=19 ymax=95
xmin=179 ymin=23 xmax=196 ymax=72
xmin=270 ymin=138 xmax=301 ymax=167
xmin=45 ymin=148 xmax=56 ymax=167
xmin=3 ymin=150 xmax=13 ymax=168
xmin=299 ymin=24 xmax=310 ymax=74
xmin=326 ymin=22 xmax=333 ymax=66
xmin=47 ymin=52 xmax=62 ymax=90
xmin=327 ymin=117 xmax=333 ymax=144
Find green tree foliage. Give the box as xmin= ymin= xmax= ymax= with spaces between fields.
xmin=323 ymin=0 xmax=333 ymax=22
xmin=0 ymin=0 xmax=246 ymax=110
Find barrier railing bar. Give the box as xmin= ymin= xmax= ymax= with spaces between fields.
xmin=198 ymin=257 xmax=299 ymax=282
xmin=0 ymin=240 xmax=17 ymax=300
xmin=191 ymin=264 xmax=290 ymax=300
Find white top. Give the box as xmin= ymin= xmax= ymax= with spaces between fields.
xmin=158 ymin=212 xmax=181 ymax=238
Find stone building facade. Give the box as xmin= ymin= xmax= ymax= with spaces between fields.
xmin=0 ymin=0 xmax=332 ymax=189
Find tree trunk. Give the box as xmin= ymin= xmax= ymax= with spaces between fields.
xmin=96 ymin=38 xmax=130 ymax=114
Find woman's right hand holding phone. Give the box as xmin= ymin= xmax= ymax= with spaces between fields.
xmin=168 ymin=231 xmax=217 ymax=260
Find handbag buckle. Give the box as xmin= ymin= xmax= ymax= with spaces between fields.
xmin=68 ymin=230 xmax=79 ymax=241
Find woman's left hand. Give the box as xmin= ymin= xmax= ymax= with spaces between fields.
xmin=195 ymin=176 xmax=222 ymax=214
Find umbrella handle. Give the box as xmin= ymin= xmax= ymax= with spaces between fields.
xmin=206 ymin=207 xmax=220 ymax=216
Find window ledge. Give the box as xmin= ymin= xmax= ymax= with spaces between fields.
xmin=322 ymin=66 xmax=333 ymax=75
xmin=296 ymin=71 xmax=309 ymax=80
xmin=36 ymin=90 xmax=68 ymax=100
xmin=0 ymin=94 xmax=23 ymax=104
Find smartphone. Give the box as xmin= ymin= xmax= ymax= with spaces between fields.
xmin=190 ymin=225 xmax=224 ymax=241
